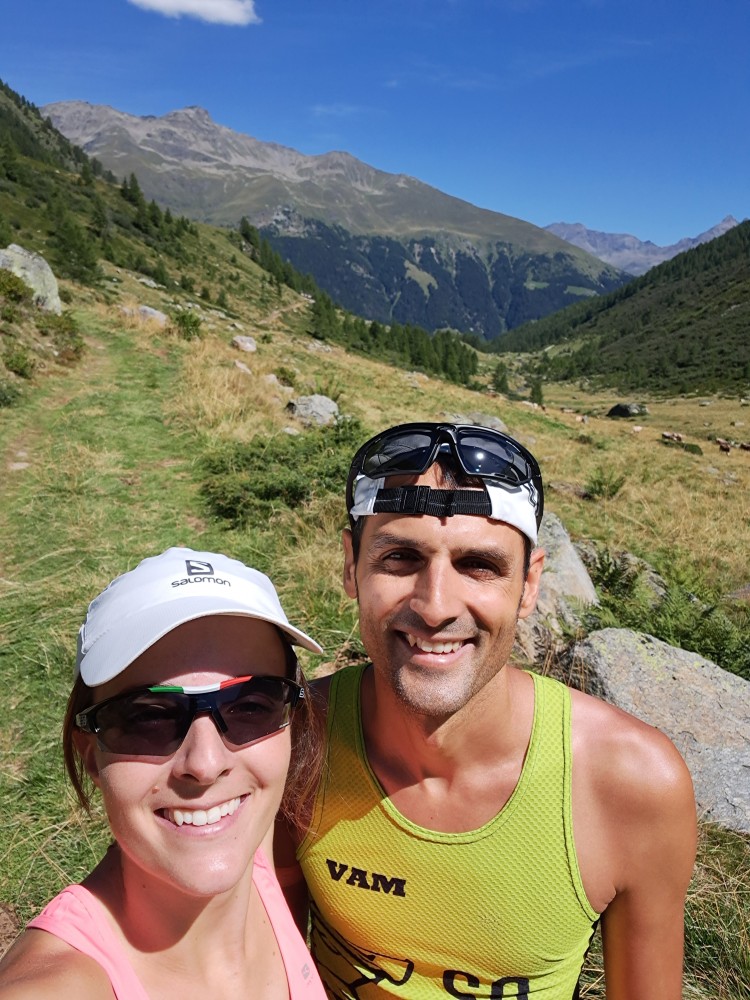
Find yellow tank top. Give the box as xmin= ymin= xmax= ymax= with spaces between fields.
xmin=297 ymin=665 xmax=599 ymax=1000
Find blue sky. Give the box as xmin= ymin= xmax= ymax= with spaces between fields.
xmin=1 ymin=0 xmax=747 ymax=245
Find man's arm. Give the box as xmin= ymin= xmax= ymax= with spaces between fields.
xmin=594 ymin=717 xmax=697 ymax=999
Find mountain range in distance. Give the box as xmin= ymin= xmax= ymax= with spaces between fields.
xmin=545 ymin=217 xmax=740 ymax=276
xmin=42 ymin=100 xmax=738 ymax=339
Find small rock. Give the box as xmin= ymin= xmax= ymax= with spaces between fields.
xmin=232 ymin=335 xmax=257 ymax=353
xmin=138 ymin=305 xmax=167 ymax=327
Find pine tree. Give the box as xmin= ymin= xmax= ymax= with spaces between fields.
xmin=492 ymin=361 xmax=510 ymax=394
xmin=55 ymin=212 xmax=100 ymax=283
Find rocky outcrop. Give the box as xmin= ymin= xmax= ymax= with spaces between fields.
xmin=286 ymin=394 xmax=339 ymax=427
xmin=0 ymin=244 xmax=62 ymax=314
xmin=442 ymin=412 xmax=509 ymax=434
xmin=512 ymin=518 xmax=750 ymax=835
xmin=564 ymin=629 xmax=750 ymax=834
xmin=120 ymin=304 xmax=168 ymax=326
xmin=606 ymin=402 xmax=649 ymax=418
xmin=515 ymin=512 xmax=598 ymax=662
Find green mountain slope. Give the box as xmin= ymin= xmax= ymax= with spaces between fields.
xmin=42 ymin=101 xmax=629 ymax=338
xmin=0 ymin=79 xmax=478 ymax=397
xmin=496 ymin=221 xmax=750 ymax=395
xmin=1 ymin=83 xmax=749 ymax=1000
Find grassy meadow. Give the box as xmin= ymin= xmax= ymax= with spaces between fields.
xmin=1 ymin=260 xmax=749 ymax=996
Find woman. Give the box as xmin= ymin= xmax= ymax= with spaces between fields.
xmin=0 ymin=547 xmax=327 ymax=999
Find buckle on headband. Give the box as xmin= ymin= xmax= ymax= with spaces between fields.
xmin=373 ymin=486 xmax=492 ymax=518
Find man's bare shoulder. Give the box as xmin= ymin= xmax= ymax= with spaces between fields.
xmin=0 ymin=928 xmax=112 ymax=998
xmin=570 ymin=685 xmax=693 ymax=802
xmin=310 ymin=671 xmax=334 ymax=704
xmin=569 ymin=686 xmax=696 ymax=888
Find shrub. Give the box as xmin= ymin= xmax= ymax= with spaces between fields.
xmin=275 ymin=366 xmax=298 ymax=388
xmin=0 ymin=378 xmax=21 ymax=407
xmin=661 ymin=439 xmax=704 ymax=456
xmin=201 ymin=418 xmax=363 ymax=527
xmin=584 ymin=550 xmax=750 ymax=679
xmin=169 ymin=309 xmax=203 ymax=340
xmin=0 ymin=268 xmax=33 ymax=304
xmin=36 ymin=312 xmax=84 ymax=361
xmin=584 ymin=466 xmax=626 ymax=500
xmin=2 ymin=344 xmax=35 ymax=379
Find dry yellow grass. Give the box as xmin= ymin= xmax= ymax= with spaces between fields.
xmin=165 ymin=308 xmax=750 ymax=592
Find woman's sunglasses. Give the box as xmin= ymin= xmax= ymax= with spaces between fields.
xmin=75 ymin=675 xmax=304 ymax=757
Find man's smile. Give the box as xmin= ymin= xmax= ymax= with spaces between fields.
xmin=404 ymin=633 xmax=469 ymax=654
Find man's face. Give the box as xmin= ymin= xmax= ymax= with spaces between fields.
xmin=343 ymin=468 xmax=543 ymax=718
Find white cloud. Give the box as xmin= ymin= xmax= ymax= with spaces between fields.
xmin=127 ymin=0 xmax=261 ymax=26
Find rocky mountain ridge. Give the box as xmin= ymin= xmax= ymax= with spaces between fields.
xmin=43 ymin=100 xmax=628 ymax=338
xmin=546 ymin=216 xmax=740 ymax=275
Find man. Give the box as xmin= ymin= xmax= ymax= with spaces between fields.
xmin=275 ymin=422 xmax=697 ymax=1000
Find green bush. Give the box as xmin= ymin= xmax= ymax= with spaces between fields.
xmin=2 ymin=344 xmax=35 ymax=378
xmin=201 ymin=418 xmax=363 ymax=527
xmin=661 ymin=438 xmax=704 ymax=456
xmin=0 ymin=378 xmax=21 ymax=407
xmin=0 ymin=268 xmax=33 ymax=303
xmin=275 ymin=366 xmax=298 ymax=388
xmin=36 ymin=312 xmax=84 ymax=361
xmin=584 ymin=550 xmax=750 ymax=679
xmin=584 ymin=466 xmax=626 ymax=499
xmin=169 ymin=309 xmax=203 ymax=340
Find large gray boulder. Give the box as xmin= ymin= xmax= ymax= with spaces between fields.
xmin=606 ymin=402 xmax=649 ymax=418
xmin=568 ymin=629 xmax=750 ymax=834
xmin=515 ymin=512 xmax=598 ymax=662
xmin=0 ymin=244 xmax=62 ymax=314
xmin=442 ymin=411 xmax=509 ymax=434
xmin=286 ymin=394 xmax=339 ymax=427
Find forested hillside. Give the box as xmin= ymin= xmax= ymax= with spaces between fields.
xmin=496 ymin=221 xmax=750 ymax=395
xmin=0 ymin=79 xmax=477 ymax=389
xmin=43 ymin=100 xmax=630 ymax=340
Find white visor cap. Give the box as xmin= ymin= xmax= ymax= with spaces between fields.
xmin=76 ymin=547 xmax=323 ymax=687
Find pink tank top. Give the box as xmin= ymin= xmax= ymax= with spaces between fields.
xmin=28 ymin=849 xmax=325 ymax=999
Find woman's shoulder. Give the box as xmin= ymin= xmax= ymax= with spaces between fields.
xmin=0 ymin=927 xmax=113 ymax=998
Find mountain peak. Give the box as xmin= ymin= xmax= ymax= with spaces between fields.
xmin=545 ymin=217 xmax=741 ymax=275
